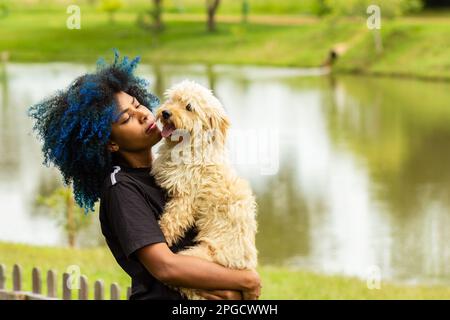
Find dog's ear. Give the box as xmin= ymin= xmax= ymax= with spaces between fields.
xmin=209 ymin=113 xmax=230 ymax=140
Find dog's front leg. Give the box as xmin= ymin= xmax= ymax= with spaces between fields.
xmin=159 ymin=197 xmax=195 ymax=247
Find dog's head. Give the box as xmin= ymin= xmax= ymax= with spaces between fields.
xmin=156 ymin=80 xmax=230 ymax=146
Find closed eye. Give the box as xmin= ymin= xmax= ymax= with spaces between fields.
xmin=122 ymin=116 xmax=131 ymax=124
xmin=132 ymin=97 xmax=141 ymax=109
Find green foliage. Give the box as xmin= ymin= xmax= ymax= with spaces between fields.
xmin=99 ymin=0 xmax=124 ymax=22
xmin=311 ymin=0 xmax=332 ymax=17
xmin=0 ymin=0 xmax=10 ymax=19
xmin=100 ymin=0 xmax=124 ymax=13
xmin=36 ymin=187 xmax=94 ymax=247
xmin=325 ymin=0 xmax=423 ymax=18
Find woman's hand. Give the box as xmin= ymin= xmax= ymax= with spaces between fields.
xmin=196 ymin=289 xmax=243 ymax=300
xmin=241 ymin=269 xmax=262 ymax=300
xmin=195 ymin=269 xmax=261 ymax=300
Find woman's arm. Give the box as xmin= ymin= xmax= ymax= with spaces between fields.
xmin=136 ymin=242 xmax=261 ymax=299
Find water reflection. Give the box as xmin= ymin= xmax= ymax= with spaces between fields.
xmin=0 ymin=63 xmax=449 ymax=285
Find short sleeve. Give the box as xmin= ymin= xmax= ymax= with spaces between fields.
xmin=105 ymin=180 xmax=166 ymax=261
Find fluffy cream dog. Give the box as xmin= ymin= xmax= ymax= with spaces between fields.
xmin=151 ymin=80 xmax=258 ymax=300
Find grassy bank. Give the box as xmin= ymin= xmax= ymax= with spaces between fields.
xmin=0 ymin=10 xmax=359 ymax=67
xmin=1 ymin=241 xmax=450 ymax=299
xmin=335 ymin=18 xmax=450 ymax=80
xmin=1 ymin=10 xmax=450 ymax=80
xmin=1 ymin=2 xmax=450 ymax=79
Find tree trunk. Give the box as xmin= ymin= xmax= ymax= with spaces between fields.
xmin=242 ymin=0 xmax=249 ymax=24
xmin=153 ymin=0 xmax=163 ymax=30
xmin=66 ymin=190 xmax=76 ymax=248
xmin=373 ymin=29 xmax=383 ymax=54
xmin=206 ymin=0 xmax=220 ymax=32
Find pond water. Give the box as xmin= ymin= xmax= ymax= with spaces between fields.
xmin=1 ymin=62 xmax=450 ymax=285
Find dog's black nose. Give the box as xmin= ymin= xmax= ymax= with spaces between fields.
xmin=162 ymin=110 xmax=171 ymax=120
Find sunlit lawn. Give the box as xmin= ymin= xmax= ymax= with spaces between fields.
xmin=1 ymin=7 xmax=450 ymax=80
xmin=1 ymin=241 xmax=450 ymax=300
xmin=0 ymin=10 xmax=360 ymax=67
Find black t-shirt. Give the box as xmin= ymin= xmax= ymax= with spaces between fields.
xmin=99 ymin=165 xmax=198 ymax=300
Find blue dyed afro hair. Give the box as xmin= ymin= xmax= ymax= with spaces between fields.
xmin=29 ymin=50 xmax=160 ymax=212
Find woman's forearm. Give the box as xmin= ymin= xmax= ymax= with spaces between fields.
xmin=136 ymin=242 xmax=260 ymax=294
xmin=162 ymin=253 xmax=255 ymax=291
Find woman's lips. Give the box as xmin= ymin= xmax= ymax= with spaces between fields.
xmin=146 ymin=122 xmax=157 ymax=134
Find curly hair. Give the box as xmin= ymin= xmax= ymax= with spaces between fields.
xmin=29 ymin=50 xmax=160 ymax=212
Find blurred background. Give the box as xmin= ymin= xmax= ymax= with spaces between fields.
xmin=1 ymin=0 xmax=450 ymax=299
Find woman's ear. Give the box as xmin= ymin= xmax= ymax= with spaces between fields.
xmin=107 ymin=140 xmax=119 ymax=153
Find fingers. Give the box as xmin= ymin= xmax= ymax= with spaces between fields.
xmin=242 ymin=288 xmax=261 ymax=300
xmin=208 ymin=290 xmax=243 ymax=300
xmin=196 ymin=290 xmax=224 ymax=300
xmin=242 ymin=292 xmax=257 ymax=300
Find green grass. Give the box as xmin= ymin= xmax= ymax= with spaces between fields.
xmin=1 ymin=241 xmax=450 ymax=299
xmin=1 ymin=2 xmax=450 ymax=80
xmin=0 ymin=10 xmax=358 ymax=67
xmin=335 ymin=19 xmax=450 ymax=80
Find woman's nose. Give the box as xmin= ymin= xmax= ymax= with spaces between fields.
xmin=137 ymin=108 xmax=150 ymax=123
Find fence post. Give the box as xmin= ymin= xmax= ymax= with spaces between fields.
xmin=94 ymin=280 xmax=104 ymax=300
xmin=110 ymin=283 xmax=120 ymax=300
xmin=0 ymin=264 xmax=5 ymax=290
xmin=62 ymin=272 xmax=71 ymax=300
xmin=13 ymin=264 xmax=22 ymax=292
xmin=32 ymin=267 xmax=42 ymax=295
xmin=79 ymin=275 xmax=88 ymax=300
xmin=47 ymin=270 xmax=57 ymax=298
xmin=127 ymin=286 xmax=131 ymax=300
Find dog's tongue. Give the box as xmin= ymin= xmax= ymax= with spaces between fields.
xmin=161 ymin=123 xmax=176 ymax=138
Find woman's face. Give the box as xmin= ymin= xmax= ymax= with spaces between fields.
xmin=109 ymin=91 xmax=161 ymax=153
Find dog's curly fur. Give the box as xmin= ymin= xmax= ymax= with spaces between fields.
xmin=151 ymin=80 xmax=258 ymax=300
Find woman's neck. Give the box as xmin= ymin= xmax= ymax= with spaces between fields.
xmin=116 ymin=149 xmax=153 ymax=169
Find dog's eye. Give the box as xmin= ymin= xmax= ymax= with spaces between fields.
xmin=186 ymin=103 xmax=192 ymax=111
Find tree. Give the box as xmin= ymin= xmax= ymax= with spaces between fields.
xmin=37 ymin=186 xmax=94 ymax=248
xmin=100 ymin=0 xmax=124 ymax=24
xmin=137 ymin=0 xmax=164 ymax=32
xmin=242 ymin=0 xmax=249 ymax=24
xmin=206 ymin=0 xmax=221 ymax=32
xmin=423 ymin=0 xmax=450 ymax=7
xmin=0 ymin=0 xmax=10 ymax=19
xmin=313 ymin=0 xmax=332 ymax=17
xmin=152 ymin=0 xmax=163 ymax=30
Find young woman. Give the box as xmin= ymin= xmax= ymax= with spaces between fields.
xmin=29 ymin=52 xmax=261 ymax=300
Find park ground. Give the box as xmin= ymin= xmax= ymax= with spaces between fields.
xmin=1 ymin=241 xmax=450 ymax=300
xmin=0 ymin=2 xmax=450 ymax=80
